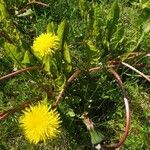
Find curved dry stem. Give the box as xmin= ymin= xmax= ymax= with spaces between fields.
xmin=0 ymin=66 xmax=37 ymax=81
xmin=0 ymin=67 xmax=36 ymax=120
xmin=52 ymin=69 xmax=81 ymax=108
xmin=105 ymin=67 xmax=130 ymax=149
xmin=122 ymin=62 xmax=150 ymax=82
xmin=52 ymin=67 xmax=103 ymax=108
xmin=125 ymin=52 xmax=150 ymax=59
xmin=27 ymin=1 xmax=49 ymax=7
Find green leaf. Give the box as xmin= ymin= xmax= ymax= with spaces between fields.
xmin=43 ymin=55 xmax=51 ymax=73
xmin=41 ymin=93 xmax=48 ymax=105
xmin=66 ymin=64 xmax=72 ymax=73
xmin=51 ymin=59 xmax=59 ymax=76
xmin=43 ymin=56 xmax=59 ymax=75
xmin=90 ymin=129 xmax=104 ymax=145
xmin=63 ymin=43 xmax=71 ymax=63
xmin=4 ymin=42 xmax=21 ymax=61
xmin=0 ymin=0 xmax=8 ymax=19
xmin=79 ymin=0 xmax=88 ymax=18
xmin=0 ymin=0 xmax=24 ymax=61
xmin=47 ymin=22 xmax=57 ymax=34
xmin=87 ymin=40 xmax=97 ymax=52
xmin=141 ymin=2 xmax=150 ymax=10
xmin=67 ymin=108 xmax=76 ymax=117
xmin=4 ymin=42 xmax=25 ymax=68
xmin=143 ymin=20 xmax=150 ymax=34
xmin=57 ymin=20 xmax=69 ymax=49
xmin=93 ymin=4 xmax=105 ymax=37
xmin=110 ymin=26 xmax=125 ymax=50
xmin=86 ymin=40 xmax=99 ymax=63
xmin=107 ymin=0 xmax=120 ymax=23
xmin=106 ymin=0 xmax=120 ymax=42
xmin=21 ymin=51 xmax=31 ymax=64
xmin=55 ymin=74 xmax=66 ymax=90
xmin=132 ymin=20 xmax=150 ymax=51
xmin=63 ymin=43 xmax=72 ymax=73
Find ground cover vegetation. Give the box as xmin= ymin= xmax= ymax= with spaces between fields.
xmin=0 ymin=0 xmax=150 ymax=149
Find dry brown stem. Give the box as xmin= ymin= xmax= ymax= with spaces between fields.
xmin=27 ymin=0 xmax=49 ymax=7
xmin=122 ymin=62 xmax=150 ymax=82
xmin=0 ymin=66 xmax=37 ymax=81
xmin=0 ymin=102 xmax=30 ymax=120
xmin=52 ymin=69 xmax=81 ymax=108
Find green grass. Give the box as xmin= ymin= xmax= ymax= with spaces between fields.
xmin=0 ymin=0 xmax=150 ymax=149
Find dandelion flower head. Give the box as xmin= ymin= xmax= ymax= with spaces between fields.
xmin=32 ymin=33 xmax=59 ymax=58
xmin=19 ymin=102 xmax=61 ymax=144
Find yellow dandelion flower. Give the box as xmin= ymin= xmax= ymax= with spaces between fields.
xmin=32 ymin=33 xmax=59 ymax=58
xmin=19 ymin=102 xmax=61 ymax=144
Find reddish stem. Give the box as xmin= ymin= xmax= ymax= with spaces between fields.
xmin=52 ymin=69 xmax=81 ymax=108
xmin=106 ymin=67 xmax=130 ymax=149
xmin=0 ymin=66 xmax=37 ymax=81
xmin=0 ymin=102 xmax=30 ymax=120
